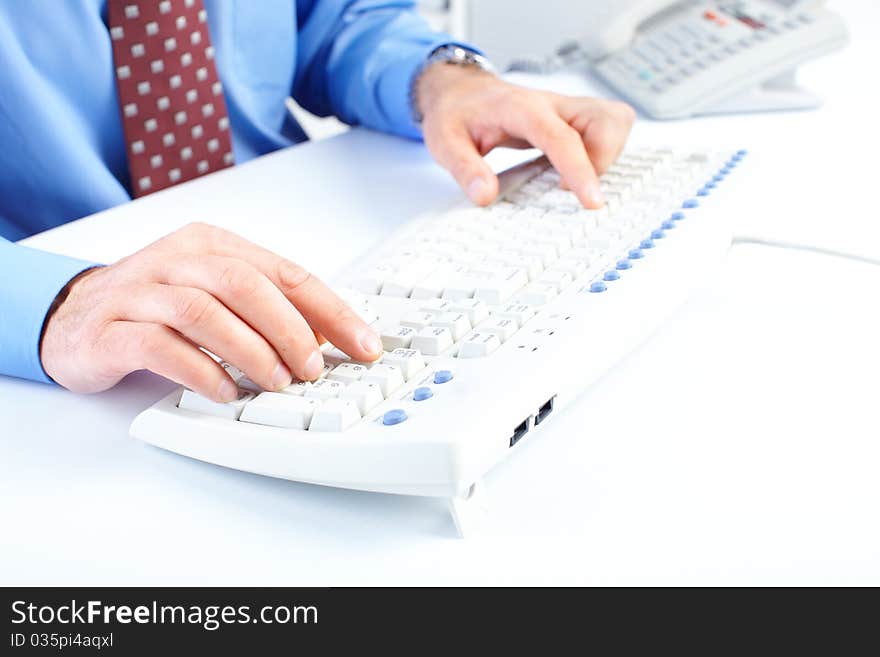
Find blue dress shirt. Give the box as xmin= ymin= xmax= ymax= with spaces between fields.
xmin=0 ymin=0 xmax=465 ymax=383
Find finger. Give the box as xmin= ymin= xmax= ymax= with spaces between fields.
xmin=424 ymin=124 xmax=499 ymax=206
xmin=561 ymin=98 xmax=636 ymax=175
xmin=156 ymin=254 xmax=326 ymax=381
xmin=172 ymin=225 xmax=383 ymax=363
xmin=111 ymin=283 xmax=293 ymax=391
xmin=101 ymin=321 xmax=238 ymax=402
xmin=509 ymin=107 xmax=604 ymax=209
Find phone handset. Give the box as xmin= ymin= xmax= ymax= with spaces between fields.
xmin=581 ymin=0 xmax=692 ymax=59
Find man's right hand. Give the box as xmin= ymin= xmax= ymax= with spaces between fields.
xmin=40 ymin=223 xmax=384 ymax=402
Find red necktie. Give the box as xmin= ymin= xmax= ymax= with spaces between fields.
xmin=108 ymin=0 xmax=234 ymax=197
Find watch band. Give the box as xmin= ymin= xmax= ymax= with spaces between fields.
xmin=425 ymin=45 xmax=495 ymax=75
xmin=411 ymin=45 xmax=495 ymax=125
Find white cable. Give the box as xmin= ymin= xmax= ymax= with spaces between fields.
xmin=731 ymin=235 xmax=880 ymax=267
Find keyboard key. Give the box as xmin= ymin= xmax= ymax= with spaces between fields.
xmin=382 ymin=409 xmax=408 ymax=426
xmin=493 ymin=303 xmax=535 ymax=327
xmin=304 ymin=379 xmax=345 ymax=400
xmin=450 ymin=298 xmax=490 ymax=325
xmin=411 ymin=326 xmax=454 ymax=356
xmin=411 ymin=264 xmax=468 ymax=300
xmin=552 ymin=259 xmax=588 ymax=278
xmin=383 ymin=348 xmax=425 ymax=380
xmin=440 ymin=277 xmax=477 ymax=301
xmin=472 ymin=267 xmax=529 ymax=305
xmin=516 ymin=282 xmax=558 ymax=306
xmin=458 ymin=332 xmax=502 ymax=359
xmin=413 ymin=386 xmax=434 ymax=402
xmin=279 ymin=380 xmax=311 ymax=396
xmin=327 ymin=362 xmax=368 ymax=384
xmin=419 ymin=299 xmax=455 ymax=315
xmin=477 ymin=317 xmax=518 ymax=342
xmin=239 ymin=393 xmax=321 ymax=430
xmin=537 ymin=269 xmax=573 ymax=292
xmin=431 ymin=312 xmax=471 ymax=341
xmin=490 ymin=253 xmax=544 ymax=280
xmin=309 ymin=398 xmax=361 ymax=432
xmin=362 ymin=364 xmax=406 ymax=396
xmin=353 ymin=264 xmax=394 ymax=295
xmin=319 ymin=350 xmax=350 ymax=371
xmin=400 ymin=311 xmax=436 ymax=330
xmin=178 ymin=388 xmax=254 ymax=420
xmin=433 ymin=369 xmax=454 ymax=384
xmin=380 ymin=325 xmax=416 ymax=351
xmin=515 ymin=242 xmax=558 ymax=266
xmin=220 ymin=361 xmax=261 ymax=393
xmin=339 ymin=380 xmax=384 ymax=414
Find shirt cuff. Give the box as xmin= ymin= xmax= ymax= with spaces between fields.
xmin=0 ymin=243 xmax=98 ymax=384
xmin=379 ymin=38 xmax=484 ymax=141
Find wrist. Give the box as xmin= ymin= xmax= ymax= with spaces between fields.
xmin=413 ymin=45 xmax=496 ymax=124
xmin=39 ymin=266 xmax=102 ymax=373
xmin=415 ymin=60 xmax=498 ymax=123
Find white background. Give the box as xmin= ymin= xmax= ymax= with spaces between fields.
xmin=1 ymin=0 xmax=878 ymax=585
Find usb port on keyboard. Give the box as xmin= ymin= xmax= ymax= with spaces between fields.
xmin=509 ymin=418 xmax=530 ymax=447
xmin=535 ymin=396 xmax=555 ymax=426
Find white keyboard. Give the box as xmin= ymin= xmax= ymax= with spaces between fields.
xmin=131 ymin=146 xmax=747 ymax=535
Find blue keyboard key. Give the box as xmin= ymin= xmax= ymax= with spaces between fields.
xmin=382 ymin=409 xmax=408 ymax=426
xmin=697 ymin=188 xmax=710 ymax=197
xmin=713 ymin=175 xmax=724 ymax=182
xmin=651 ymin=229 xmax=666 ymax=239
xmin=662 ymin=220 xmax=675 ymax=230
xmin=433 ymin=370 xmax=454 ymax=385
xmin=628 ymin=248 xmax=644 ymax=259
xmin=705 ymin=181 xmax=717 ymax=188
xmin=589 ymin=281 xmax=607 ymax=293
xmin=670 ymin=211 xmax=685 ymax=221
xmin=603 ymin=270 xmax=620 ymax=281
xmin=683 ymin=199 xmax=699 ymax=209
xmin=736 ymin=149 xmax=748 ymax=156
xmin=413 ymin=387 xmax=433 ymax=402
xmin=616 ymin=259 xmax=632 ymax=270
xmin=721 ymin=167 xmax=732 ymax=175
xmin=640 ymin=239 xmax=655 ymax=249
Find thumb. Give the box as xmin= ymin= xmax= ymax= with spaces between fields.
xmin=428 ymin=127 xmax=499 ymax=206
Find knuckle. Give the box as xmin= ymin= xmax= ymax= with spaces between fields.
xmin=276 ymin=260 xmax=312 ymax=295
xmin=133 ymin=324 xmax=167 ymax=357
xmin=541 ymin=121 xmax=578 ymax=147
xmin=179 ymin=221 xmax=213 ymax=240
xmin=217 ymin=260 xmax=260 ymax=297
xmin=172 ymin=289 xmax=216 ymax=327
xmin=177 ymin=222 xmax=232 ymax=252
xmin=611 ymin=101 xmax=637 ymax=124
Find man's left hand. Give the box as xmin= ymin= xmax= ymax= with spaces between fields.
xmin=417 ymin=63 xmax=636 ymax=210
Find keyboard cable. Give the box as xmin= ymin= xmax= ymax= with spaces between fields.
xmin=731 ymin=235 xmax=880 ymax=267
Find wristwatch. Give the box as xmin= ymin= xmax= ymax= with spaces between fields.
xmin=412 ymin=45 xmax=495 ymax=124
xmin=425 ymin=44 xmax=494 ymax=75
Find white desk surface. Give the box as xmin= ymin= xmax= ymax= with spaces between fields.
xmin=2 ymin=1 xmax=878 ymax=585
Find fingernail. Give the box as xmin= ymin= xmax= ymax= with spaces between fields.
xmin=359 ymin=328 xmax=383 ymax=357
xmin=218 ymin=379 xmax=239 ymax=403
xmin=271 ymin=363 xmax=293 ymax=390
xmin=584 ymin=185 xmax=605 ymax=208
xmin=303 ymin=350 xmax=324 ymax=380
xmin=467 ymin=178 xmax=489 ymax=204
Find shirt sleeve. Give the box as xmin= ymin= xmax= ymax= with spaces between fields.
xmin=292 ymin=0 xmax=480 ymax=140
xmin=0 ymin=238 xmax=97 ymax=383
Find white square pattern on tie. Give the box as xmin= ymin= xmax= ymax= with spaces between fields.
xmin=110 ymin=0 xmax=234 ymax=195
